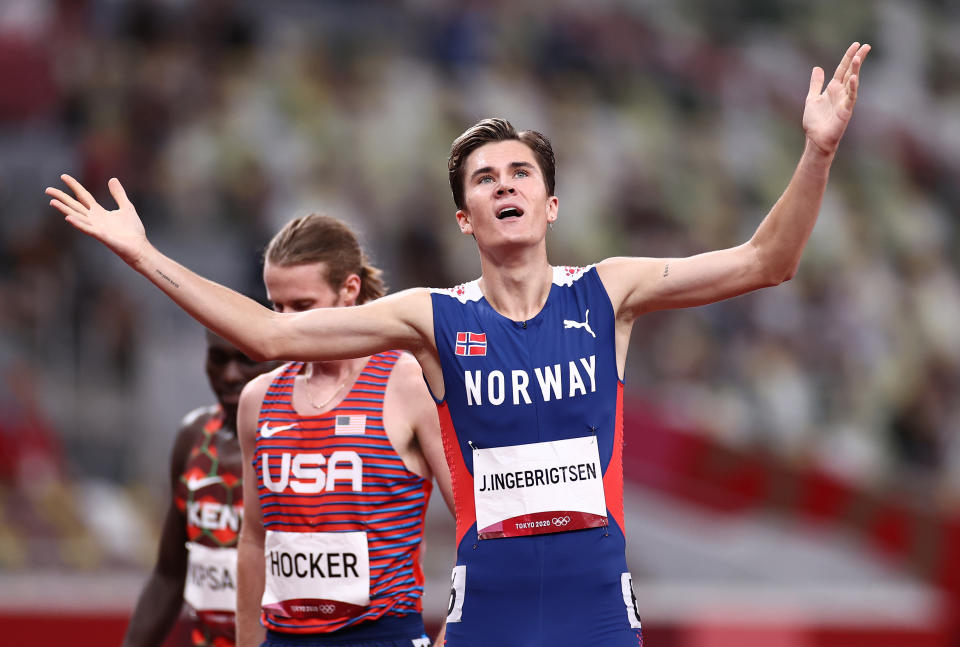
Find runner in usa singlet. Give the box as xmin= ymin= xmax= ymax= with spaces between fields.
xmin=175 ymin=411 xmax=244 ymax=647
xmin=430 ymin=265 xmax=644 ymax=647
xmin=253 ymin=351 xmax=434 ymax=641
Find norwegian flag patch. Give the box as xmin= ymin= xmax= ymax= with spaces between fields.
xmin=455 ymin=332 xmax=487 ymax=356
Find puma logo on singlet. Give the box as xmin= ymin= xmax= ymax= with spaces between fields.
xmin=563 ymin=309 xmax=595 ymax=338
xmin=259 ymin=422 xmax=298 ymax=438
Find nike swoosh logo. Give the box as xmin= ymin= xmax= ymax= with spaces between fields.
xmin=186 ymin=475 xmax=223 ymax=491
xmin=259 ymin=422 xmax=298 ymax=438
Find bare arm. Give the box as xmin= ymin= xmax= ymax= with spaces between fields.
xmin=122 ymin=413 xmax=205 ymax=647
xmin=416 ymin=418 xmax=454 ymax=519
xmin=433 ymin=620 xmax=446 ymax=645
xmin=382 ymin=353 xmax=454 ymax=645
xmin=601 ymin=42 xmax=870 ymax=319
xmin=235 ymin=374 xmax=272 ymax=647
xmin=46 ymin=176 xmax=435 ymax=366
xmin=407 ymin=372 xmax=454 ymax=646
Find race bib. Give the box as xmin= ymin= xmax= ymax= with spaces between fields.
xmin=262 ymin=530 xmax=370 ymax=619
xmin=183 ymin=543 xmax=238 ymax=618
xmin=473 ymin=435 xmax=607 ymax=539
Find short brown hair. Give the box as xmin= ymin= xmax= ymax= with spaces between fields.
xmin=264 ymin=214 xmax=386 ymax=304
xmin=448 ymin=118 xmax=556 ymax=210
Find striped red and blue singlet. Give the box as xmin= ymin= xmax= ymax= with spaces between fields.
xmin=175 ymin=410 xmax=243 ymax=647
xmin=254 ymin=352 xmax=432 ymax=635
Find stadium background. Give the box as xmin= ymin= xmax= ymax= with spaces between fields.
xmin=2 ymin=0 xmax=960 ymax=645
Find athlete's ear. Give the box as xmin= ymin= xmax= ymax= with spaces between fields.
xmin=546 ymin=196 xmax=559 ymax=224
xmin=339 ymin=273 xmax=362 ymax=306
xmin=456 ymin=209 xmax=473 ymax=236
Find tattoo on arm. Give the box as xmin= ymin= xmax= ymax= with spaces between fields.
xmin=156 ymin=269 xmax=180 ymax=288
xmin=663 ymin=263 xmax=670 ymax=278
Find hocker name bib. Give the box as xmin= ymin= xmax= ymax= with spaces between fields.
xmin=262 ymin=530 xmax=371 ymax=620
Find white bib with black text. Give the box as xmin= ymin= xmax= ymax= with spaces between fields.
xmin=262 ymin=530 xmax=370 ymax=619
xmin=184 ymin=543 xmax=238 ymax=614
xmin=473 ymin=435 xmax=608 ymax=539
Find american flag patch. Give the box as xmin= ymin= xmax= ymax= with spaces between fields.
xmin=334 ymin=415 xmax=366 ymax=435
xmin=455 ymin=332 xmax=487 ymax=356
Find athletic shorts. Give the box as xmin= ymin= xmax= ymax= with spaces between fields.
xmin=262 ymin=614 xmax=430 ymax=647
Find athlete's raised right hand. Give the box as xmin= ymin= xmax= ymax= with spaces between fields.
xmin=47 ymin=175 xmax=148 ymax=267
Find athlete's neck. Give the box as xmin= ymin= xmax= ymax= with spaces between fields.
xmin=296 ymin=357 xmax=369 ymax=413
xmin=219 ymin=406 xmax=239 ymax=438
xmin=303 ymin=357 xmax=368 ymax=382
xmin=221 ymin=419 xmax=238 ymax=437
xmin=478 ymin=261 xmax=552 ymax=323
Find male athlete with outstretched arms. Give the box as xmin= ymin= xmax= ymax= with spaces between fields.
xmin=50 ymin=43 xmax=868 ymax=645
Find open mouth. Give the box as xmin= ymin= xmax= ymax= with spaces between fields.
xmin=497 ymin=207 xmax=524 ymax=220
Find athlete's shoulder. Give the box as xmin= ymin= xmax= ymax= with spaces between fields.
xmin=242 ymin=362 xmax=293 ymax=406
xmin=387 ymin=351 xmax=426 ymax=382
xmin=595 ymin=256 xmax=658 ymax=278
xmin=177 ymin=404 xmax=218 ymax=437
xmin=428 ymin=278 xmax=483 ymax=303
xmin=378 ymin=286 xmax=436 ymax=313
xmin=370 ymin=287 xmax=437 ymax=348
xmin=238 ymin=363 xmax=294 ymax=448
xmin=594 ymin=256 xmax=664 ymax=316
xmin=551 ymin=263 xmax=598 ymax=286
xmin=171 ymin=404 xmax=217 ymax=481
xmin=382 ymin=352 xmax=434 ymax=417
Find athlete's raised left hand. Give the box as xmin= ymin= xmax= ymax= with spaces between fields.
xmin=802 ymin=42 xmax=870 ymax=156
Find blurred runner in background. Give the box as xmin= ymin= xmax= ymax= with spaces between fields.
xmin=123 ymin=331 xmax=278 ymax=647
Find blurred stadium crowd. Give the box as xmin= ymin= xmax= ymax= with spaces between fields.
xmin=1 ymin=0 xmax=959 ymax=591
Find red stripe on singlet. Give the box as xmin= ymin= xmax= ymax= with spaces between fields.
xmin=436 ymin=401 xmax=476 ymax=548
xmin=603 ymin=381 xmax=626 ymax=535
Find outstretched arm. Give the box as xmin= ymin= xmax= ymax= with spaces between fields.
xmin=751 ymin=41 xmax=870 ymax=283
xmin=601 ymin=42 xmax=870 ymax=318
xmin=47 ymin=175 xmax=435 ymax=366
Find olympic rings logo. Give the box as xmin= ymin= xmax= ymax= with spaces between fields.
xmin=317 ymin=604 xmax=336 ymax=615
xmin=551 ymin=516 xmax=571 ymax=527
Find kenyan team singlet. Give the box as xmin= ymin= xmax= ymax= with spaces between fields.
xmin=176 ymin=411 xmax=243 ymax=647
xmin=430 ymin=266 xmax=644 ymax=647
xmin=254 ymin=352 xmax=433 ymax=635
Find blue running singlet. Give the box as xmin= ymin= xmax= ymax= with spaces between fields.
xmin=430 ymin=266 xmax=644 ymax=647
